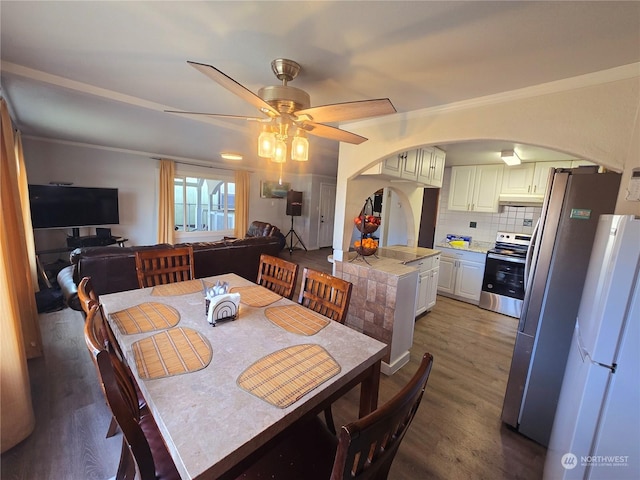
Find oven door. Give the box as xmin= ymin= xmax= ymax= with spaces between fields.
xmin=479 ymin=252 xmax=526 ymax=318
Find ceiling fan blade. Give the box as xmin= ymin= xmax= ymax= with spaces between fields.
xmin=303 ymin=122 xmax=368 ymax=145
xmin=187 ymin=61 xmax=279 ymax=117
xmin=165 ymin=110 xmax=264 ymax=121
xmin=295 ymin=98 xmax=396 ymax=123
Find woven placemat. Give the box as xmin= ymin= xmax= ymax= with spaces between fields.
xmin=132 ymin=327 xmax=212 ymax=380
xmin=111 ymin=302 xmax=180 ymax=334
xmin=151 ymin=279 xmax=203 ymax=296
xmin=264 ymin=305 xmax=330 ymax=336
xmin=229 ymin=285 xmax=282 ymax=307
xmin=237 ymin=344 xmax=340 ymax=408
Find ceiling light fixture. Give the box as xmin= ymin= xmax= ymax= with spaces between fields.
xmin=501 ymin=149 xmax=522 ymax=166
xmin=257 ymin=122 xmax=308 ymax=163
xmin=220 ymin=152 xmax=243 ymax=161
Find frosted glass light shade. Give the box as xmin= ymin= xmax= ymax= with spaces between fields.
xmin=271 ymin=139 xmax=287 ymax=163
xmin=258 ymin=130 xmax=276 ymax=158
xmin=291 ymin=135 xmax=309 ymax=161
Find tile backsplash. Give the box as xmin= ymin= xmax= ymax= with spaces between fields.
xmin=434 ymin=168 xmax=542 ymax=244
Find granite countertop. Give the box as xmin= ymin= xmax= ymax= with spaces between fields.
xmin=435 ymin=240 xmax=493 ymax=254
xmin=335 ymin=245 xmax=441 ymax=277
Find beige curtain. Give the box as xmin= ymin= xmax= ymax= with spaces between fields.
xmin=157 ymin=159 xmax=175 ymax=244
xmin=1 ymin=98 xmax=39 ymax=452
xmin=234 ymin=170 xmax=250 ymax=238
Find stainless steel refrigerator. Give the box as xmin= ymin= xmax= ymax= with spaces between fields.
xmin=544 ymin=215 xmax=640 ymax=479
xmin=501 ymin=168 xmax=621 ymax=446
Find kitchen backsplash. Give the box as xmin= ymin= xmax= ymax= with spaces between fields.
xmin=434 ymin=168 xmax=542 ymax=244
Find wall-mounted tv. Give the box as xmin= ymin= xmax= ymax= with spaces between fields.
xmin=29 ymin=184 xmax=120 ymax=230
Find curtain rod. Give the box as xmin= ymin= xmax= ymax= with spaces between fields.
xmin=151 ymin=157 xmax=253 ymax=173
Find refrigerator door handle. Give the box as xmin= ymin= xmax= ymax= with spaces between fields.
xmin=575 ymin=321 xmax=617 ymax=373
xmin=524 ymin=218 xmax=540 ymax=288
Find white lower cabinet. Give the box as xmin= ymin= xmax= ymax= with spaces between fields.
xmin=406 ymin=254 xmax=440 ymax=316
xmin=437 ymin=248 xmax=485 ymax=304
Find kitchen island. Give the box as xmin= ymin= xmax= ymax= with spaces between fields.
xmin=332 ymin=245 xmax=440 ymax=375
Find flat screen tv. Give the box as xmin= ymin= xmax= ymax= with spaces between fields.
xmin=29 ymin=184 xmax=119 ymax=230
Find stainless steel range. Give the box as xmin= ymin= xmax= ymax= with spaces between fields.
xmin=479 ymin=231 xmax=532 ymax=318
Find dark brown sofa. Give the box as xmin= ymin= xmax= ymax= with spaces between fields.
xmin=57 ymin=236 xmax=281 ymax=311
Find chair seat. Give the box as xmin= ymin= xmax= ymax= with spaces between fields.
xmin=237 ymin=417 xmax=338 ymax=480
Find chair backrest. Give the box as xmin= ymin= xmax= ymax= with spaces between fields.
xmin=298 ymin=267 xmax=353 ymax=323
xmin=78 ymin=276 xmax=99 ymax=316
xmin=331 ymin=353 xmax=434 ymax=480
xmin=96 ymin=349 xmax=157 ymax=480
xmin=134 ymin=246 xmax=194 ymax=288
xmin=257 ymin=254 xmax=299 ymax=300
xmin=83 ymin=302 xmax=127 ymax=384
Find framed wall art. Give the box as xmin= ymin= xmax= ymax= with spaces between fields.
xmin=260 ymin=180 xmax=290 ymax=199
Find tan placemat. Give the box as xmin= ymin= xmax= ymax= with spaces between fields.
xmin=132 ymin=327 xmax=212 ymax=380
xmin=229 ymin=285 xmax=282 ymax=307
xmin=237 ymin=344 xmax=340 ymax=408
xmin=264 ymin=305 xmax=330 ymax=336
xmin=111 ymin=302 xmax=180 ymax=334
xmin=151 ymin=279 xmax=203 ymax=296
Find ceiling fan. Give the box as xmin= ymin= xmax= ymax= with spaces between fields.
xmin=166 ymin=58 xmax=396 ymax=161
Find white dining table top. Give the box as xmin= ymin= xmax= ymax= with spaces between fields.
xmin=101 ymin=273 xmax=387 ymax=479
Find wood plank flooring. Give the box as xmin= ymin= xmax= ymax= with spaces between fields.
xmin=1 ymin=247 xmax=546 ymax=479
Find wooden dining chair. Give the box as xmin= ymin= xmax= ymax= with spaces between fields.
xmin=298 ymin=267 xmax=353 ymax=324
xmin=78 ymin=276 xmax=99 ymax=317
xmin=96 ymin=349 xmax=181 ymax=480
xmin=134 ymin=246 xmax=194 ymax=288
xmin=257 ymin=254 xmax=299 ymax=300
xmin=298 ymin=267 xmax=354 ymax=432
xmin=239 ymin=352 xmax=434 ymax=480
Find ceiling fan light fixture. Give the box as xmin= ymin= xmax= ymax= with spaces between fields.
xmin=271 ymin=139 xmax=287 ymax=163
xmin=501 ymin=149 xmax=521 ymax=166
xmin=291 ymin=132 xmax=309 ymax=161
xmin=258 ymin=128 xmax=276 ymax=158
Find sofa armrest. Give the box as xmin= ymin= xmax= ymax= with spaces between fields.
xmin=57 ymin=265 xmax=82 ymax=311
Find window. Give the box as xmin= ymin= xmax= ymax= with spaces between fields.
xmin=174 ymin=175 xmax=235 ymax=233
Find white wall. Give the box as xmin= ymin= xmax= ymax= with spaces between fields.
xmin=23 ymin=138 xmax=335 ymax=254
xmin=332 ymin=67 xmax=640 ymax=261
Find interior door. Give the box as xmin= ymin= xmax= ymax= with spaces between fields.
xmin=318 ymin=183 xmax=336 ymax=248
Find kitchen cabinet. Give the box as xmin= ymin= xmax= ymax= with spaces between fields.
xmin=417 ymin=147 xmax=445 ymax=187
xmin=531 ymin=161 xmax=573 ymax=195
xmin=437 ymin=248 xmax=485 ymax=304
xmin=448 ymin=164 xmax=503 ymax=212
xmin=406 ymin=253 xmax=440 ymax=316
xmin=361 ymin=147 xmax=445 ymax=187
xmin=501 ymin=163 xmax=536 ymax=195
xmin=380 ymin=154 xmax=403 ymax=176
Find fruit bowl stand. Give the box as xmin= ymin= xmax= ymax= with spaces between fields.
xmin=351 ymin=197 xmax=379 ymax=264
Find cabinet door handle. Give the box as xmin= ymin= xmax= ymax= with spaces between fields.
xmin=528 ymin=185 xmax=531 ymax=193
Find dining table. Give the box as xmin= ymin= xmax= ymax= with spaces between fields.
xmin=100 ymin=273 xmax=387 ymax=480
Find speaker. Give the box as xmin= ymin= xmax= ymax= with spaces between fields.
xmin=286 ymin=190 xmax=303 ymax=216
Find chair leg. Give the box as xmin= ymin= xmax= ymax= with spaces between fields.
xmin=106 ymin=416 xmax=119 ymax=438
xmin=115 ymin=437 xmax=136 ymax=480
xmin=323 ymin=406 xmax=337 ymax=435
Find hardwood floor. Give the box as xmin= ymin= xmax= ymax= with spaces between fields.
xmin=1 ymin=247 xmax=546 ymax=479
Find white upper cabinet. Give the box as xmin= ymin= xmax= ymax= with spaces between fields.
xmin=361 ymin=147 xmax=446 ymax=187
xmin=449 ymin=164 xmax=503 ymax=212
xmin=501 ymin=163 xmax=536 ymax=194
xmin=418 ymin=147 xmax=445 ymax=187
xmin=381 ymin=154 xmax=403 ymax=176
xmin=531 ymin=161 xmax=573 ymax=195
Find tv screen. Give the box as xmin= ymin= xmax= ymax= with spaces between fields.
xmin=28 ymin=184 xmax=120 ymax=229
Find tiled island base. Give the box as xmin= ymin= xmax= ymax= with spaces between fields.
xmin=334 ymin=253 xmax=420 ymax=375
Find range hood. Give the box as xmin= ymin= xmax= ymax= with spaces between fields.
xmin=499 ymin=193 xmax=544 ymax=206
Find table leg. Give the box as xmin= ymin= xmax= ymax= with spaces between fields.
xmin=358 ymin=359 xmax=381 ymax=417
